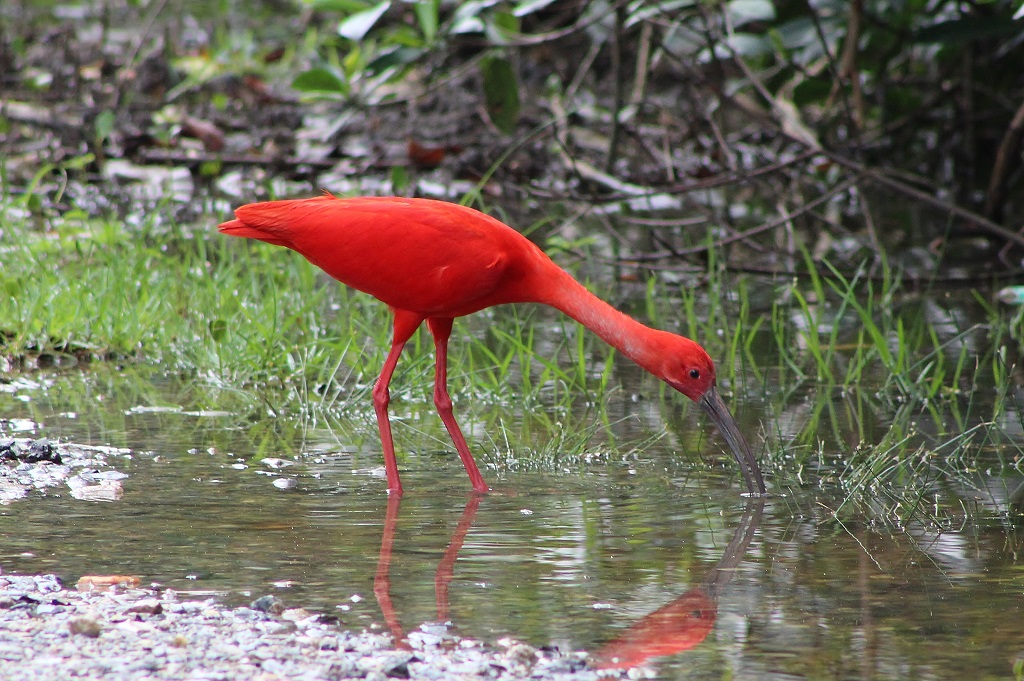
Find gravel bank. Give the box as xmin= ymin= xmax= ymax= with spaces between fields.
xmin=0 ymin=573 xmax=635 ymax=681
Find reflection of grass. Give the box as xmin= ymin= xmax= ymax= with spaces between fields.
xmin=2 ymin=199 xmax=1021 ymax=528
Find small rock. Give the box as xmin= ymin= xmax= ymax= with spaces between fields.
xmin=251 ymin=595 xmax=285 ymax=614
xmin=67 ymin=476 xmax=123 ymax=501
xmin=125 ymin=598 xmax=163 ymax=615
xmin=78 ymin=575 xmax=141 ymax=591
xmin=34 ymin=574 xmax=63 ymax=592
xmin=281 ymin=607 xmax=318 ymax=624
xmin=381 ymin=651 xmax=415 ymax=676
xmin=506 ymin=642 xmax=538 ymax=667
xmin=68 ymin=616 xmax=103 ymax=637
xmin=0 ymin=439 xmax=16 ymax=459
xmin=27 ymin=439 xmax=61 ymax=464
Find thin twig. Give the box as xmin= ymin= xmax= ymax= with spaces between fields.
xmin=605 ymin=3 xmax=626 ymax=173
xmin=112 ymin=0 xmax=169 ymax=110
xmin=502 ymin=0 xmax=632 ymax=47
xmin=535 ymin=147 xmax=820 ymax=204
xmin=565 ymin=40 xmax=602 ymax=103
xmin=623 ymin=177 xmax=860 ymax=260
xmin=826 ymin=152 xmax=1024 ymax=250
xmin=985 ymin=97 xmax=1024 ymax=221
xmin=629 ymin=21 xmax=653 ymax=111
xmin=835 ymin=0 xmax=865 ymax=129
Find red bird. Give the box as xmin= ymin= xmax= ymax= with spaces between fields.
xmin=218 ymin=195 xmax=766 ymax=496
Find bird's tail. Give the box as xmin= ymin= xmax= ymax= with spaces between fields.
xmin=217 ymin=194 xmax=340 ymax=246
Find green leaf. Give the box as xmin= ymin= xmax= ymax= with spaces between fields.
xmin=451 ymin=0 xmax=492 ymax=33
xmin=726 ymin=0 xmax=775 ymax=26
xmin=209 ymin=319 xmax=228 ymax=343
xmin=308 ymin=0 xmax=369 ymax=11
xmin=913 ymin=17 xmax=1023 ymax=44
xmin=62 ymin=153 xmax=95 ymax=171
xmin=366 ymin=46 xmax=424 ymax=75
xmin=94 ymin=110 xmax=115 ymax=143
xmin=339 ymin=0 xmax=391 ymax=41
xmin=480 ymin=55 xmax=520 ymax=135
xmin=414 ymin=0 xmax=439 ymax=42
xmin=292 ymin=67 xmax=347 ymax=94
xmin=513 ymin=0 xmax=557 ymax=16
xmin=390 ymin=165 xmax=409 ymax=193
xmin=724 ymin=32 xmax=773 ymax=57
xmin=342 ymin=46 xmax=364 ymax=79
xmin=626 ymin=0 xmax=695 ymax=27
xmin=485 ymin=10 xmax=520 ymax=44
xmin=387 ymin=25 xmax=426 ymax=47
xmin=199 ymin=160 xmax=222 ymax=177
xmin=62 ymin=208 xmax=89 ymax=221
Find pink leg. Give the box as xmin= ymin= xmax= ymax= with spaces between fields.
xmin=427 ymin=317 xmax=489 ymax=493
xmin=435 ymin=493 xmax=482 ymax=621
xmin=373 ymin=311 xmax=424 ymax=496
xmin=373 ymin=493 xmax=406 ymax=645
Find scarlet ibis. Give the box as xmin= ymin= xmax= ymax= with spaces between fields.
xmin=218 ymin=195 xmax=766 ymax=496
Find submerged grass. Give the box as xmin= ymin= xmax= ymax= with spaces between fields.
xmin=1 ymin=194 xmax=1022 ymax=528
xmin=698 ymin=252 xmax=1018 ymax=526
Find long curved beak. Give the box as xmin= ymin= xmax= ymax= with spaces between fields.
xmin=699 ymin=386 xmax=766 ymax=495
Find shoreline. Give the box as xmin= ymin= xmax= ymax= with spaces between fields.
xmin=0 ymin=572 xmax=633 ymax=680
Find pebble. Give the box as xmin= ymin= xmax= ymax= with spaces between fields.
xmin=0 ymin=573 xmax=630 ymax=680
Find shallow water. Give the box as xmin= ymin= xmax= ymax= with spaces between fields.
xmin=2 ymin=364 xmax=1024 ymax=680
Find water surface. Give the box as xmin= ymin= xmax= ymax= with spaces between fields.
xmin=2 ymin=364 xmax=1023 ymax=680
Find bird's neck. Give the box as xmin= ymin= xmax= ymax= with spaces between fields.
xmin=539 ymin=267 xmax=662 ymax=374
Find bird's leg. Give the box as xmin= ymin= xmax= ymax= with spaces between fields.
xmin=373 ymin=311 xmax=424 ymax=496
xmin=427 ymin=317 xmax=489 ymax=493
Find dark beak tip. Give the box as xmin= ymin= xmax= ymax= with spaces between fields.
xmin=698 ymin=387 xmax=767 ymax=496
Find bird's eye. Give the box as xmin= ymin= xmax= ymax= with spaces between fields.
xmin=689 ymin=369 xmax=700 ymax=379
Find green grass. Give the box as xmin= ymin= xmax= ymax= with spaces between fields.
xmin=0 ymin=195 xmax=616 ymax=458
xmin=1 ymin=193 xmax=1022 ymax=528
xmin=655 ymin=245 xmax=1020 ymax=526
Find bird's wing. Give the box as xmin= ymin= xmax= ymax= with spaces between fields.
xmin=223 ymin=196 xmax=525 ymax=316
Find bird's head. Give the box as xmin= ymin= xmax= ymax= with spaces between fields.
xmin=651 ymin=333 xmax=766 ymax=495
xmin=659 ymin=339 xmax=717 ymax=402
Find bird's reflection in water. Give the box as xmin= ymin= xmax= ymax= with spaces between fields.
xmin=372 ymin=493 xmax=481 ymax=647
xmin=370 ymin=495 xmax=762 ymax=671
xmin=592 ymin=499 xmax=764 ymax=670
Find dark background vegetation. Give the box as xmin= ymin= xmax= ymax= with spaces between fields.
xmin=2 ymin=0 xmax=1023 ymax=280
